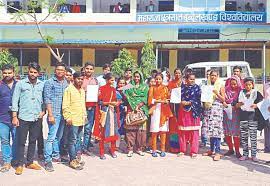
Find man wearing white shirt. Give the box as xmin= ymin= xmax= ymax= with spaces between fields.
xmin=97 ymin=63 xmax=111 ymax=87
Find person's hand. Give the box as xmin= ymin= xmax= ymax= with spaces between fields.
xmin=213 ymin=90 xmax=219 ymax=95
xmin=124 ymin=106 xmax=128 ymax=112
xmin=236 ymin=102 xmax=244 ymax=108
xmin=66 ymin=119 xmax=72 ymax=126
xmin=48 ymin=115 xmax=55 ymax=124
xmin=251 ymin=104 xmax=257 ymax=109
xmin=39 ymin=111 xmax=45 ymax=119
xmin=12 ymin=116 xmax=19 ymax=127
xmin=223 ymin=102 xmax=228 ymax=108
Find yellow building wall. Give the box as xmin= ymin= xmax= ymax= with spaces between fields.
xmin=39 ymin=48 xmax=52 ymax=74
xmin=169 ymin=50 xmax=177 ymax=73
xmin=127 ymin=49 xmax=138 ymax=65
xmin=219 ymin=49 xmax=229 ymax=61
xmin=83 ymin=48 xmax=95 ymax=65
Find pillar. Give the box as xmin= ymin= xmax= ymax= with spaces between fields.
xmin=83 ymin=48 xmax=95 ymax=65
xmin=39 ymin=48 xmax=51 ymax=74
xmin=86 ymin=0 xmax=93 ymax=13
xmin=219 ymin=49 xmax=229 ymax=61
xmin=169 ymin=50 xmax=177 ymax=73
xmin=266 ymin=48 xmax=270 ymax=77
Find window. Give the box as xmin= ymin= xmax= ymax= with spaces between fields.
xmin=93 ymin=0 xmax=130 ymax=13
xmin=158 ymin=1 xmax=174 ymax=11
xmin=95 ymin=50 xmax=119 ymax=67
xmin=190 ymin=67 xmax=206 ymax=78
xmin=210 ymin=66 xmax=227 ymax=78
xmin=178 ymin=28 xmax=220 ymax=39
xmin=49 ymin=0 xmax=86 ymax=13
xmin=177 ymin=50 xmax=219 ymax=70
xmin=9 ymin=49 xmax=38 ymax=66
xmin=158 ymin=51 xmax=169 ymax=69
xmin=229 ymin=50 xmax=262 ymax=68
xmin=7 ymin=0 xmax=42 ymax=13
xmin=230 ymin=66 xmax=251 ymax=78
xmin=225 ymin=0 xmax=266 ymax=12
xmin=51 ymin=49 xmax=82 ymax=67
xmin=180 ymin=0 xmax=220 ymax=10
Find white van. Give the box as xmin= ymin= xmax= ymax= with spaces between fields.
xmin=183 ymin=61 xmax=254 ymax=85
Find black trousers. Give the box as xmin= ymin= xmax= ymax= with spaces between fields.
xmin=60 ymin=124 xmax=69 ymax=156
xmin=16 ymin=119 xmax=42 ymax=166
xmin=37 ymin=119 xmax=44 ymax=155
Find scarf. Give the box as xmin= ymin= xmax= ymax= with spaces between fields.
xmin=181 ymin=83 xmax=202 ymax=118
xmin=124 ymin=72 xmax=149 ymax=116
xmin=225 ymin=75 xmax=242 ymax=104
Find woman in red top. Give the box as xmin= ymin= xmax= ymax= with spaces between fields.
xmin=93 ymin=73 xmax=119 ymax=160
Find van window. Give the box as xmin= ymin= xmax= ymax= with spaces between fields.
xmin=210 ymin=67 xmax=227 ymax=78
xmin=191 ymin=68 xmax=206 ymax=78
xmin=230 ymin=66 xmax=250 ymax=78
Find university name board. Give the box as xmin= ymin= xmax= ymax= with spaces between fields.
xmin=137 ymin=11 xmax=266 ymax=23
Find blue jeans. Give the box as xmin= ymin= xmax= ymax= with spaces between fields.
xmin=0 ymin=122 xmax=16 ymax=164
xmin=68 ymin=125 xmax=83 ymax=161
xmin=44 ymin=115 xmax=64 ymax=163
xmin=82 ymin=108 xmax=95 ymax=150
xmin=210 ymin=137 xmax=221 ymax=153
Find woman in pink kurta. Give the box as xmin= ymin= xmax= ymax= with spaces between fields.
xmin=178 ymin=73 xmax=203 ymax=158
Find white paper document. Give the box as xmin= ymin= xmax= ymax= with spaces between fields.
xmin=170 ymin=87 xmax=181 ymax=104
xmin=86 ymin=85 xmax=99 ymax=102
xmin=201 ymin=85 xmax=214 ymax=103
xmin=240 ymin=99 xmax=254 ymax=112
xmin=257 ymin=99 xmax=270 ymax=120
xmin=224 ymin=104 xmax=233 ymax=120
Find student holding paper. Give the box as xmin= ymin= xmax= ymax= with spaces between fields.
xmin=167 ymin=68 xmax=182 ymax=153
xmin=81 ymin=62 xmax=98 ymax=156
xmin=236 ymin=77 xmax=263 ymax=162
xmin=223 ymin=75 xmax=242 ymax=158
xmin=148 ymin=73 xmax=173 ymax=157
xmin=202 ymin=69 xmax=225 ymax=161
xmin=178 ymin=73 xmax=202 ymax=158
xmin=93 ymin=73 xmax=119 ymax=160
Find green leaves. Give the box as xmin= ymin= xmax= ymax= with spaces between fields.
xmin=44 ymin=35 xmax=54 ymax=44
xmin=139 ymin=35 xmax=156 ymax=79
xmin=0 ymin=50 xmax=19 ymax=76
xmin=111 ymin=48 xmax=137 ymax=78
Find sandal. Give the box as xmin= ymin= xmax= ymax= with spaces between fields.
xmin=191 ymin=154 xmax=197 ymax=159
xmin=202 ymin=151 xmax=213 ymax=156
xmin=213 ymin=154 xmax=222 ymax=161
xmin=177 ymin=152 xmax=184 ymax=157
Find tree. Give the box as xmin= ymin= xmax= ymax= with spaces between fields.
xmin=0 ymin=50 xmax=18 ymax=75
xmin=111 ymin=48 xmax=137 ymax=77
xmin=0 ymin=0 xmax=66 ymax=62
xmin=139 ymin=35 xmax=156 ymax=79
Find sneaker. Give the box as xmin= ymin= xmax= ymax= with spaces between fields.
xmin=61 ymin=155 xmax=70 ymax=163
xmin=0 ymin=163 xmax=11 ymax=173
xmin=202 ymin=151 xmax=213 ymax=156
xmin=69 ymin=160 xmax=83 ymax=170
xmin=251 ymin=157 xmax=259 ymax=162
xmin=137 ymin=151 xmax=145 ymax=156
xmin=160 ymin=152 xmax=166 ymax=157
xmin=44 ymin=162 xmax=54 ymax=172
xmin=152 ymin=152 xmax=158 ymax=157
xmin=100 ymin=155 xmax=106 ymax=160
xmin=177 ymin=152 xmax=184 ymax=157
xmin=82 ymin=149 xmax=95 ymax=157
xmin=221 ymin=142 xmax=227 ymax=146
xmin=239 ymin=156 xmax=249 ymax=161
xmin=26 ymin=163 xmax=42 ymax=170
xmin=127 ymin=151 xmax=133 ymax=157
xmin=15 ymin=166 xmax=23 ymax=175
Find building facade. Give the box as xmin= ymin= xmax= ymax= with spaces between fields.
xmin=0 ymin=0 xmax=269 ymax=77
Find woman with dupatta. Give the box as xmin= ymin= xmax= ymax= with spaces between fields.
xmin=93 ymin=73 xmax=119 ymax=160
xmin=125 ymin=71 xmax=149 ymax=157
xmin=202 ymin=69 xmax=225 ymax=161
xmin=148 ymin=73 xmax=173 ymax=157
xmin=167 ymin=68 xmax=182 ymax=153
xmin=223 ymin=75 xmax=242 ymax=158
xmin=178 ymin=73 xmax=202 ymax=158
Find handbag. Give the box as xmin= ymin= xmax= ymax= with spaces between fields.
xmin=99 ymin=92 xmax=113 ymax=127
xmin=125 ymin=110 xmax=147 ymax=126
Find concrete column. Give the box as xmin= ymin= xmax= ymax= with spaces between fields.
xmin=220 ymin=0 xmax=226 ymax=11
xmin=174 ymin=0 xmax=180 ymax=11
xmin=130 ymin=0 xmax=137 ymax=14
xmin=86 ymin=0 xmax=93 ymax=13
xmin=39 ymin=48 xmax=51 ymax=74
xmin=169 ymin=50 xmax=177 ymax=73
xmin=219 ymin=49 xmax=229 ymax=61
xmin=83 ymin=48 xmax=95 ymax=65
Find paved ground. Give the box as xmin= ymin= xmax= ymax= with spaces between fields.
xmin=1 ymin=134 xmax=270 ymax=186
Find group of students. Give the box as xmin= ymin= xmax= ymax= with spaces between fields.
xmin=0 ymin=61 xmax=270 ymax=176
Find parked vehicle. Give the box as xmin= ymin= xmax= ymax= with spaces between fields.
xmin=183 ymin=61 xmax=254 ymax=85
